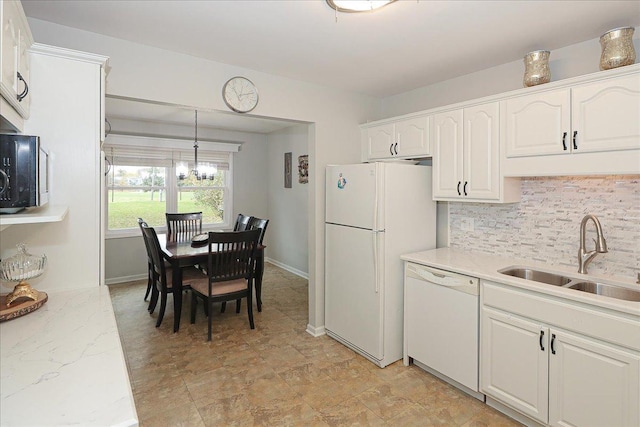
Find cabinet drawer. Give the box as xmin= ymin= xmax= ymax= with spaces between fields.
xmin=482 ymin=280 xmax=640 ymax=351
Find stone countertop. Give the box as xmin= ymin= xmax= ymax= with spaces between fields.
xmin=401 ymin=247 xmax=640 ymax=317
xmin=0 ymin=285 xmax=138 ymax=426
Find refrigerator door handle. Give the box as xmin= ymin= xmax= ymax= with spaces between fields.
xmin=373 ymin=231 xmax=379 ymax=293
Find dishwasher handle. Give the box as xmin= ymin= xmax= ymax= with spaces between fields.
xmin=406 ymin=263 xmax=479 ymax=296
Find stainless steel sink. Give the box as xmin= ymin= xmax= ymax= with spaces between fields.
xmin=567 ymin=281 xmax=640 ymax=302
xmin=499 ymin=267 xmax=573 ymax=286
xmin=499 ymin=266 xmax=640 ymax=302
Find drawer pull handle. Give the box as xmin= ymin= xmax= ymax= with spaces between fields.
xmin=389 ymin=144 xmax=394 ymax=156
xmin=463 ymin=181 xmax=468 ymax=196
xmin=562 ymin=132 xmax=567 ymax=150
xmin=572 ymin=131 xmax=578 ymax=150
xmin=539 ymin=330 xmax=545 ymax=351
xmin=551 ymin=333 xmax=557 ymax=355
xmin=457 ymin=181 xmax=461 ymax=196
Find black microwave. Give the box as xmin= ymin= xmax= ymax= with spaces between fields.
xmin=0 ymin=134 xmax=49 ymax=214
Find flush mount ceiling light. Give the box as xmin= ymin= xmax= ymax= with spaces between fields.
xmin=326 ymin=0 xmax=396 ymax=13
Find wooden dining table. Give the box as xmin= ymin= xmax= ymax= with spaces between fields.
xmin=157 ymin=232 xmax=265 ymax=332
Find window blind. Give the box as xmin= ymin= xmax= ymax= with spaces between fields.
xmin=104 ymin=143 xmax=233 ymax=170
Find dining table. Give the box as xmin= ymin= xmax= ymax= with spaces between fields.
xmin=157 ymin=232 xmax=265 ymax=332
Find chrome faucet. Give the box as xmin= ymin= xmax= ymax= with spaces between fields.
xmin=578 ymin=214 xmax=608 ymax=274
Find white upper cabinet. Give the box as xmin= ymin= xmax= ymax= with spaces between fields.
xmin=432 ymin=109 xmax=464 ymax=198
xmin=0 ymin=0 xmax=33 ymax=121
xmin=503 ymin=89 xmax=571 ymax=157
xmin=572 ymin=74 xmax=640 ymax=153
xmin=504 ymin=73 xmax=640 ymax=158
xmin=363 ymin=115 xmax=430 ymax=161
xmin=433 ymin=102 xmax=518 ymax=202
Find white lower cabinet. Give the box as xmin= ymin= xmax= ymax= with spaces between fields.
xmin=481 ymin=284 xmax=640 ymax=427
xmin=481 ymin=307 xmax=549 ymax=423
xmin=548 ymin=331 xmax=640 ymax=427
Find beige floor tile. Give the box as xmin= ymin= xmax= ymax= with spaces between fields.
xmin=110 ymin=263 xmax=522 ymax=427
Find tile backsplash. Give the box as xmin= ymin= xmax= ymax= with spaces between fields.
xmin=449 ymin=175 xmax=640 ymax=281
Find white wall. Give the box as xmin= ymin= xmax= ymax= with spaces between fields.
xmin=265 ymin=125 xmax=309 ymax=276
xmin=381 ymin=27 xmax=640 ymax=117
xmin=27 ymin=18 xmax=380 ymax=333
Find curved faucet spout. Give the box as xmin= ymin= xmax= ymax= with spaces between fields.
xmin=578 ymin=214 xmax=608 ymax=274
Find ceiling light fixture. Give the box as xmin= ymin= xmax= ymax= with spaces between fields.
xmin=326 ymin=0 xmax=396 ymax=13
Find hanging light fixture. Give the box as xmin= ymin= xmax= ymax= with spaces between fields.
xmin=178 ymin=110 xmax=205 ymax=181
xmin=326 ymin=0 xmax=396 ymax=13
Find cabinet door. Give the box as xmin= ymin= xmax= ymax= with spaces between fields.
xmin=549 ymin=330 xmax=640 ymax=427
xmin=572 ymin=74 xmax=640 ymax=154
xmin=395 ymin=116 xmax=430 ymax=157
xmin=367 ymin=124 xmax=395 ymax=160
xmin=432 ymin=109 xmax=464 ymax=199
xmin=464 ymin=102 xmax=500 ymax=200
xmin=503 ymin=89 xmax=571 ymax=157
xmin=481 ymin=307 xmax=549 ymax=423
xmin=15 ymin=25 xmax=30 ymax=116
xmin=0 ymin=0 xmax=19 ymax=100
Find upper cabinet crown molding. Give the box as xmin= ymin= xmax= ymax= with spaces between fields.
xmin=29 ymin=43 xmax=109 ymax=67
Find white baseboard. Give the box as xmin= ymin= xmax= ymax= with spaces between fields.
xmin=306 ymin=324 xmax=326 ymax=337
xmin=265 ymin=257 xmax=309 ymax=279
xmin=105 ymin=273 xmax=147 ymax=285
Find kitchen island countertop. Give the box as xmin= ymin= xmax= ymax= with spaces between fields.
xmin=0 ymin=284 xmax=138 ymax=426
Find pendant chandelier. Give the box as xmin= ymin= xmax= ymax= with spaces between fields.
xmin=177 ymin=110 xmax=215 ymax=181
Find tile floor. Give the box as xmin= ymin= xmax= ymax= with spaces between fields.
xmin=109 ymin=263 xmax=521 ymax=427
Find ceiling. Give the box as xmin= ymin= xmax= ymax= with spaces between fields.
xmin=22 ymin=0 xmax=640 ymax=134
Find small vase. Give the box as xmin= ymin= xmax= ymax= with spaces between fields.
xmin=523 ymin=50 xmax=551 ymax=87
xmin=600 ymin=27 xmax=636 ymax=70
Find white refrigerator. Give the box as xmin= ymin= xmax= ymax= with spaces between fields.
xmin=325 ymin=162 xmax=436 ymax=368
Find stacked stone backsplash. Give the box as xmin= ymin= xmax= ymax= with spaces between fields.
xmin=449 ymin=175 xmax=639 ymax=281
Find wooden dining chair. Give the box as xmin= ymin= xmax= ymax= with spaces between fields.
xmin=221 ymin=216 xmax=268 ymax=314
xmin=233 ymin=213 xmax=253 ymax=231
xmin=247 ymin=217 xmax=269 ymax=311
xmin=165 ymin=212 xmax=203 ymax=241
xmin=141 ymin=223 xmax=205 ymax=328
xmin=137 ymin=218 xmax=154 ymax=302
xmin=189 ymin=229 xmax=261 ymax=341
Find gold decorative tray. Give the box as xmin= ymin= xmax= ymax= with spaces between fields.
xmin=0 ymin=291 xmax=48 ymax=322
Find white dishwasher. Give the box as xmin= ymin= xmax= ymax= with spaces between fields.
xmin=403 ymin=262 xmax=482 ymax=399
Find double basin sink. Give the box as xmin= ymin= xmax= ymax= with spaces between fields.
xmin=499 ymin=267 xmax=640 ymax=302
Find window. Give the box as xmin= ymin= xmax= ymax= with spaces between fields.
xmin=104 ymin=136 xmax=238 ymax=236
xmin=108 ymin=165 xmax=167 ymax=229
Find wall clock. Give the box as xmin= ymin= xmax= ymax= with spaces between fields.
xmin=222 ymin=76 xmax=259 ymax=113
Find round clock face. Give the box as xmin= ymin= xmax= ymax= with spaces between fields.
xmin=222 ymin=76 xmax=259 ymax=113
